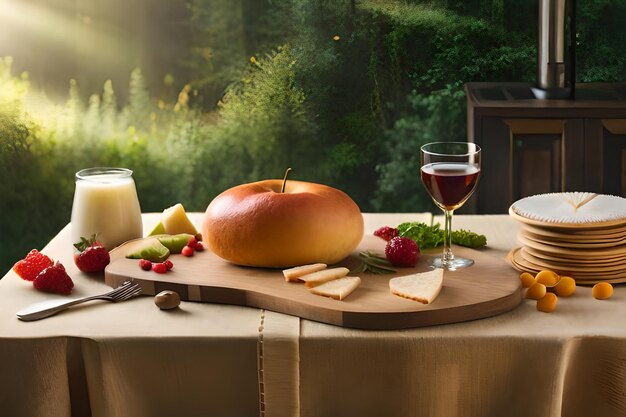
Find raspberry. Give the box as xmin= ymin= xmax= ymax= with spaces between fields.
xmin=139 ymin=259 xmax=153 ymax=271
xmin=33 ymin=262 xmax=74 ymax=295
xmin=374 ymin=226 xmax=399 ymax=242
xmin=13 ymin=249 xmax=54 ymax=281
xmin=187 ymin=236 xmax=198 ymax=247
xmin=194 ymin=241 xmax=204 ymax=252
xmin=163 ymin=260 xmax=174 ymax=270
xmin=385 ymin=237 xmax=419 ymax=267
xmin=182 ymin=246 xmax=194 ymax=257
xmin=152 ymin=263 xmax=168 ymax=274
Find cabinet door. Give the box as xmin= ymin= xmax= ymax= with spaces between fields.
xmin=511 ymin=131 xmax=562 ymax=198
xmin=476 ymin=118 xmax=585 ymax=213
xmin=601 ymin=120 xmax=626 ymax=197
xmin=509 ymin=119 xmax=586 ymax=200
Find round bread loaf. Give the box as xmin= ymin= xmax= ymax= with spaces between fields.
xmin=202 ymin=179 xmax=364 ymax=268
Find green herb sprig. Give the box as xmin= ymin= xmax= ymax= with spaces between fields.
xmin=397 ymin=222 xmax=444 ymax=249
xmin=396 ymin=222 xmax=487 ymax=249
xmin=350 ymin=251 xmax=397 ymax=274
xmin=451 ymin=229 xmax=487 ymax=248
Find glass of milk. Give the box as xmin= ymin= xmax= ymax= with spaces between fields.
xmin=71 ymin=167 xmax=143 ymax=250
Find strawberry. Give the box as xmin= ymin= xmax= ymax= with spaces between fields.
xmin=13 ymin=249 xmax=54 ymax=281
xmin=139 ymin=259 xmax=153 ymax=271
xmin=163 ymin=260 xmax=174 ymax=270
xmin=74 ymin=234 xmax=110 ymax=273
xmin=194 ymin=241 xmax=204 ymax=252
xmin=33 ymin=262 xmax=74 ymax=295
xmin=152 ymin=263 xmax=168 ymax=274
xmin=374 ymin=226 xmax=399 ymax=242
xmin=385 ymin=237 xmax=419 ymax=267
xmin=187 ymin=236 xmax=198 ymax=247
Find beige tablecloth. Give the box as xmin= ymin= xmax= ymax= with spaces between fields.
xmin=0 ymin=213 xmax=625 ymax=417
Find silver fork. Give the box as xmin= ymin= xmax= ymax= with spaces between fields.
xmin=16 ymin=281 xmax=143 ymax=321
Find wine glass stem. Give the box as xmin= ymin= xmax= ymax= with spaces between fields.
xmin=443 ymin=209 xmax=454 ymax=266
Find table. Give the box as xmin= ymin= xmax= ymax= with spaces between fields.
xmin=1 ymin=214 xmax=625 ymax=417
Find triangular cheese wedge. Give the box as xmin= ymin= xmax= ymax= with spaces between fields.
xmin=299 ymin=267 xmax=349 ymax=288
xmin=283 ymin=263 xmax=327 ymax=282
xmin=308 ymin=276 xmax=361 ymax=300
xmin=162 ymin=203 xmax=199 ymax=236
xmin=389 ymin=269 xmax=444 ymax=304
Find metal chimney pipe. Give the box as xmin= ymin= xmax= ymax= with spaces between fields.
xmin=535 ymin=0 xmax=575 ymax=99
xmin=538 ymin=0 xmax=566 ymax=90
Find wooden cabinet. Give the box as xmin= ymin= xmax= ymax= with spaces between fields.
xmin=466 ymin=82 xmax=626 ymax=214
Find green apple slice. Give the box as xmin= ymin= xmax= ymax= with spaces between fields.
xmin=126 ymin=239 xmax=170 ymax=263
xmin=148 ymin=221 xmax=166 ymax=237
xmin=157 ymin=233 xmax=193 ymax=254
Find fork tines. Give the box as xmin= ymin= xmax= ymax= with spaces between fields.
xmin=109 ymin=281 xmax=142 ymax=302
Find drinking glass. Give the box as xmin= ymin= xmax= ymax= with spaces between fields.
xmin=420 ymin=142 xmax=481 ymax=270
xmin=71 ymin=167 xmax=143 ymax=250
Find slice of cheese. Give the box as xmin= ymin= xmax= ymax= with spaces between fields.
xmin=282 ymin=263 xmax=328 ymax=282
xmin=299 ymin=267 xmax=350 ymax=288
xmin=389 ymin=269 xmax=444 ymax=304
xmin=162 ymin=203 xmax=199 ymax=237
xmin=308 ymin=276 xmax=361 ymax=300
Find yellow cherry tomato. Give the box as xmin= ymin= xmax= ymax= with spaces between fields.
xmin=537 ymin=293 xmax=558 ymax=313
xmin=592 ymin=282 xmax=613 ymax=300
xmin=526 ymin=282 xmax=547 ymax=300
xmin=553 ymin=276 xmax=576 ymax=297
xmin=520 ymin=272 xmax=536 ymax=288
xmin=535 ymin=270 xmax=559 ymax=287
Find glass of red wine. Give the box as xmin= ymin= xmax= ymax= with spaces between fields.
xmin=420 ymin=142 xmax=481 ymax=270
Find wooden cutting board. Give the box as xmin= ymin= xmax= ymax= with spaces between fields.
xmin=104 ymin=236 xmax=522 ymax=330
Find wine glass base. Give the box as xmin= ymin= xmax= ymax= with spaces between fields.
xmin=432 ymin=257 xmax=474 ymax=271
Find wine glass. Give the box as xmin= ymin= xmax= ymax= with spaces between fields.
xmin=420 ymin=142 xmax=481 ymax=270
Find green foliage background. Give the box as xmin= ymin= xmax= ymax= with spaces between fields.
xmin=1 ymin=0 xmax=624 ymax=273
